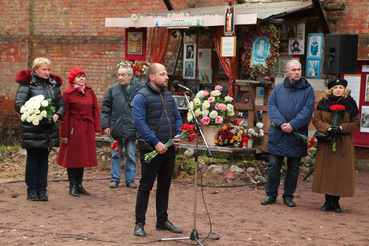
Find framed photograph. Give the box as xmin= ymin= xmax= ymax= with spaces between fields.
xmin=361 ymin=106 xmax=369 ymax=132
xmin=240 ymin=68 xmax=248 ymax=80
xmin=183 ymin=61 xmax=195 ymax=79
xmin=306 ymin=58 xmax=321 ymax=78
xmin=216 ymin=80 xmax=229 ymax=97
xmin=307 ymin=33 xmax=323 ymax=58
xmin=186 ymin=44 xmax=195 ymax=59
xmin=199 ymin=68 xmax=212 ymax=84
xmin=173 ymin=95 xmax=188 ymax=110
xmin=224 ymin=6 xmax=235 ymax=34
xmin=125 ymin=28 xmax=146 ymax=60
xmin=184 ymin=33 xmax=196 ymax=43
xmin=251 ymin=36 xmax=271 ymax=66
xmin=197 ymin=48 xmax=212 ymax=68
xmin=279 ymin=40 xmax=289 ymax=53
xmin=198 ymin=33 xmax=212 ymax=47
xmin=288 ymin=39 xmax=304 ymax=55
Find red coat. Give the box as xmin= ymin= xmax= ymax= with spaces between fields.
xmin=57 ymin=83 xmax=101 ymax=168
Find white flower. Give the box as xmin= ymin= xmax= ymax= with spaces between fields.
xmin=21 ymin=114 xmax=27 ymax=122
xmin=25 ymin=101 xmax=31 ymax=107
xmin=224 ymin=96 xmax=233 ymax=102
xmin=209 ymin=110 xmax=218 ymax=119
xmin=259 ymin=129 xmax=264 ymax=137
xmin=34 ymin=109 xmax=41 ymax=114
xmin=32 ymin=119 xmax=40 ymax=126
xmin=23 ymin=111 xmax=29 ymax=118
xmin=41 ymin=100 xmax=49 ymax=107
xmin=228 ymin=110 xmax=235 ymax=116
xmin=226 ymin=104 xmax=234 ymax=111
xmin=210 ymin=90 xmax=221 ymax=97
xmin=195 ymin=90 xmax=204 ymax=98
xmin=38 ymin=115 xmax=43 ymax=121
xmin=41 ymin=111 xmax=47 ymax=117
xmin=256 ymin=122 xmax=264 ymax=129
xmin=26 ymin=116 xmax=32 ymax=122
xmin=20 ymin=106 xmax=26 ymax=113
xmin=31 ymin=114 xmax=38 ymax=120
xmin=27 ymin=107 xmax=34 ymax=114
xmin=34 ymin=95 xmax=45 ymax=103
xmin=194 ymin=98 xmax=201 ymax=106
xmin=34 ymin=102 xmax=41 ymax=109
xmin=202 ymin=101 xmax=210 ymax=110
xmin=201 ymin=110 xmax=209 ymax=116
xmin=187 ymin=113 xmax=193 ymax=122
xmin=195 ymin=108 xmax=201 ymax=117
xmin=131 ymin=14 xmax=138 ymax=20
xmin=188 ymin=101 xmax=194 ymax=110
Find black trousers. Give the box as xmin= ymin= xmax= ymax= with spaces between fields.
xmin=135 ymin=146 xmax=176 ymax=225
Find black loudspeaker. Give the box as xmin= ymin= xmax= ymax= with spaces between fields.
xmin=323 ymin=34 xmax=358 ymax=74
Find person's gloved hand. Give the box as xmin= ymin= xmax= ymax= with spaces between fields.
xmin=328 ymin=125 xmax=341 ymax=136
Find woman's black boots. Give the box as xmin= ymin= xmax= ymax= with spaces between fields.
xmin=321 ymin=194 xmax=333 ymax=211
xmin=332 ymin=196 xmax=342 ymax=213
xmin=76 ymin=168 xmax=89 ymax=195
xmin=67 ymin=168 xmax=79 ymax=197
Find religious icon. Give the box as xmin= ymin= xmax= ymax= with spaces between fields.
xmin=224 ymin=6 xmax=235 ymax=34
xmin=251 ymin=37 xmax=270 ymax=66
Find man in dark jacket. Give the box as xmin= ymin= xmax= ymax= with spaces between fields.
xmin=131 ymin=63 xmax=183 ymax=237
xmin=101 ymin=65 xmax=143 ymax=188
xmin=261 ymin=60 xmax=315 ymax=207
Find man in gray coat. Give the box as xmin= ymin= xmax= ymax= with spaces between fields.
xmin=101 ymin=65 xmax=143 ymax=188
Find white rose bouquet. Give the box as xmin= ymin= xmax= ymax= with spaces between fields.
xmin=187 ymin=85 xmax=234 ymax=126
xmin=20 ymin=95 xmax=61 ymax=131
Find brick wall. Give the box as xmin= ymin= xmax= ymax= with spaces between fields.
xmin=328 ymin=0 xmax=369 ymax=60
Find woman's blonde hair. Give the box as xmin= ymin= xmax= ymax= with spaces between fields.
xmin=32 ymin=57 xmax=51 ymax=70
xmin=320 ymin=87 xmax=350 ymax=101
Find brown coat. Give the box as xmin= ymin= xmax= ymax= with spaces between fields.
xmin=312 ymin=109 xmax=360 ymax=197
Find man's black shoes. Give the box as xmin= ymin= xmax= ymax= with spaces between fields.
xmin=156 ymin=221 xmax=183 ymax=233
xmin=27 ymin=192 xmax=39 ymax=201
xmin=260 ymin=197 xmax=276 ymax=205
xmin=283 ymin=198 xmax=296 ymax=207
xmin=134 ymin=223 xmax=146 ymax=237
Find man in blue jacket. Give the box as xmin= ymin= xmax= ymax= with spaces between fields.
xmin=131 ymin=63 xmax=183 ymax=237
xmin=261 ymin=60 xmax=315 ymax=207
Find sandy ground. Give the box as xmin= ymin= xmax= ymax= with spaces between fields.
xmin=1 ymin=168 xmax=369 ymax=246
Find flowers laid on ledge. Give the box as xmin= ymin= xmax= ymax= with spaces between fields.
xmin=187 ymin=85 xmax=234 ymax=126
xmin=241 ymin=25 xmax=280 ymax=80
xmin=215 ymin=122 xmax=244 ymax=147
xmin=116 ymin=60 xmax=150 ymax=76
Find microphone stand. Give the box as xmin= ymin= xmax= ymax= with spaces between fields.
xmin=157 ymin=89 xmax=219 ymax=245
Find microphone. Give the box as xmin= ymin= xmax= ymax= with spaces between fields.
xmin=172 ymin=80 xmax=192 ymax=92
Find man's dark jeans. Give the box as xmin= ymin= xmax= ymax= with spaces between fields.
xmin=265 ymin=154 xmax=301 ymax=200
xmin=26 ymin=148 xmax=50 ymax=193
xmin=135 ymin=146 xmax=176 ymax=225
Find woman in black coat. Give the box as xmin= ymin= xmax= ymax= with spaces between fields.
xmin=14 ymin=57 xmax=66 ymax=202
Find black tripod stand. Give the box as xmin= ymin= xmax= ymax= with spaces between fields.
xmin=157 ymin=88 xmax=219 ymax=245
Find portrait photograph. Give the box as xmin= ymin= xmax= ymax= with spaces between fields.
xmin=360 ymin=106 xmax=369 ymax=132
xmin=288 ymin=39 xmax=304 ymax=55
xmin=173 ymin=95 xmax=188 ymax=110
xmin=186 ymin=45 xmax=195 ymax=59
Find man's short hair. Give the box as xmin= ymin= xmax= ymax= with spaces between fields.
xmin=286 ymin=60 xmax=301 ymax=71
xmin=146 ymin=63 xmax=160 ymax=78
xmin=119 ymin=66 xmax=133 ymax=76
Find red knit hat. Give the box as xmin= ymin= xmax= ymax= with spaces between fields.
xmin=68 ymin=68 xmax=86 ymax=83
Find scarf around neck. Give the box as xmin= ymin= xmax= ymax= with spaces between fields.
xmin=317 ymin=94 xmax=359 ymax=117
xmin=73 ymin=84 xmax=86 ymax=94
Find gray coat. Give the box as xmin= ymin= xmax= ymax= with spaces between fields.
xmin=100 ymin=78 xmax=143 ymax=140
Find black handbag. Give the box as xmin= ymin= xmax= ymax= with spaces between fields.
xmin=137 ymin=93 xmax=166 ymax=152
xmin=313 ymin=131 xmax=332 ymax=141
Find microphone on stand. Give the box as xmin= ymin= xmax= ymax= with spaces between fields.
xmin=172 ymin=80 xmax=192 ymax=92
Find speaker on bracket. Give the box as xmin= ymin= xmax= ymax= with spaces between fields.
xmin=323 ymin=34 xmax=358 ymax=75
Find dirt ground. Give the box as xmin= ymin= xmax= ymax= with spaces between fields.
xmin=0 ymin=147 xmax=369 ymax=246
xmin=1 ymin=157 xmax=369 ymax=246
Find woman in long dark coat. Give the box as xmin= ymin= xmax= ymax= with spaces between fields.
xmin=57 ymin=68 xmax=101 ymax=197
xmin=312 ymin=78 xmax=360 ymax=213
xmin=15 ymin=57 xmax=66 ymax=202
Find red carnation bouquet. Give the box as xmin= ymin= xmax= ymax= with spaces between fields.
xmin=271 ymin=122 xmax=314 ymax=148
xmin=330 ymin=104 xmax=346 ymax=152
xmin=144 ymin=124 xmax=196 ymax=163
xmin=108 ymin=134 xmax=120 ymax=152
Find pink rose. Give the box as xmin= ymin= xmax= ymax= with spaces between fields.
xmin=208 ymin=97 xmax=215 ymax=103
xmin=201 ymin=116 xmax=210 ymax=125
xmin=215 ymin=116 xmax=223 ymax=124
xmin=215 ymin=85 xmax=223 ymax=91
xmin=202 ymin=91 xmax=209 ymax=97
xmin=215 ymin=103 xmax=227 ymax=111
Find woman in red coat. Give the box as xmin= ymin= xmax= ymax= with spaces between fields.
xmin=57 ymin=68 xmax=101 ymax=197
